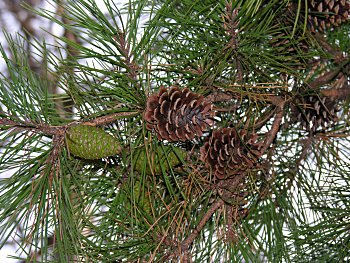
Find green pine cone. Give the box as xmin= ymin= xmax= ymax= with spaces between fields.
xmin=66 ymin=124 xmax=121 ymax=159
xmin=133 ymin=145 xmax=186 ymax=175
xmin=128 ymin=180 xmax=153 ymax=216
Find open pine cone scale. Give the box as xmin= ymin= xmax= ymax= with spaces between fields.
xmin=144 ymin=86 xmax=215 ymax=142
xmin=200 ymin=128 xmax=263 ymax=179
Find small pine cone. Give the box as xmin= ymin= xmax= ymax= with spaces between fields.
xmin=66 ymin=124 xmax=121 ymax=159
xmin=291 ymin=95 xmax=339 ymax=132
xmin=308 ymin=0 xmax=350 ymax=32
xmin=133 ymin=145 xmax=186 ymax=175
xmin=144 ymin=86 xmax=215 ymax=142
xmin=200 ymin=128 xmax=263 ymax=179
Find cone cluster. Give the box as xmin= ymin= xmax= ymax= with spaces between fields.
xmin=200 ymin=128 xmax=263 ymax=179
xmin=291 ymin=95 xmax=339 ymax=132
xmin=144 ymin=86 xmax=215 ymax=142
xmin=308 ymin=0 xmax=350 ymax=32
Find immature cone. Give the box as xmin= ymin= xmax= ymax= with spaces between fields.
xmin=144 ymin=86 xmax=215 ymax=142
xmin=307 ymin=0 xmax=350 ymax=32
xmin=200 ymin=128 xmax=263 ymax=179
xmin=291 ymin=95 xmax=339 ymax=132
xmin=66 ymin=124 xmax=121 ymax=159
xmin=133 ymin=145 xmax=186 ymax=175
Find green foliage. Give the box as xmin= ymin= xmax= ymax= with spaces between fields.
xmin=0 ymin=0 xmax=349 ymax=262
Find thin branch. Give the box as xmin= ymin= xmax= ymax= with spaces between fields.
xmin=114 ymin=31 xmax=140 ymax=82
xmin=313 ymin=32 xmax=343 ymax=59
xmin=259 ymin=103 xmax=285 ymax=155
xmin=83 ymin=111 xmax=139 ymax=126
xmin=222 ymin=2 xmax=243 ymax=82
xmin=309 ymin=33 xmax=350 ymax=91
xmin=0 ymin=118 xmax=18 ymax=126
xmin=205 ymin=92 xmax=233 ymax=103
xmin=0 ymin=111 xmax=138 ymax=136
xmin=225 ymin=204 xmax=236 ymax=242
xmin=164 ymin=199 xmax=225 ymax=262
xmin=286 ymin=136 xmax=313 ymax=191
xmin=321 ymin=85 xmax=350 ymax=100
xmin=251 ymin=107 xmax=276 ymax=130
xmin=181 ymin=199 xmax=224 ymax=252
xmin=309 ymin=65 xmax=347 ymax=89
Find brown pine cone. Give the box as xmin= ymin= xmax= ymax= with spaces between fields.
xmin=200 ymin=128 xmax=263 ymax=179
xmin=270 ymin=5 xmax=310 ymax=53
xmin=144 ymin=86 xmax=215 ymax=142
xmin=308 ymin=0 xmax=350 ymax=32
xmin=291 ymin=94 xmax=339 ymax=132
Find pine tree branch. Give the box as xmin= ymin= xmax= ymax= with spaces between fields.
xmin=165 ymin=199 xmax=225 ymax=262
xmin=309 ymin=63 xmax=348 ymax=89
xmin=180 ymin=199 xmax=224 ymax=254
xmin=313 ymin=32 xmax=343 ymax=59
xmin=223 ymin=2 xmax=242 ymax=82
xmin=259 ymin=102 xmax=285 ymax=155
xmin=321 ymin=85 xmax=350 ymax=100
xmin=225 ymin=204 xmax=237 ymax=243
xmin=83 ymin=111 xmax=139 ymax=126
xmin=205 ymin=92 xmax=233 ymax=103
xmin=0 ymin=110 xmax=138 ymax=136
xmin=207 ymin=85 xmax=289 ymax=112
xmin=308 ymin=32 xmax=350 ymax=91
xmin=114 ymin=31 xmax=140 ymax=82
